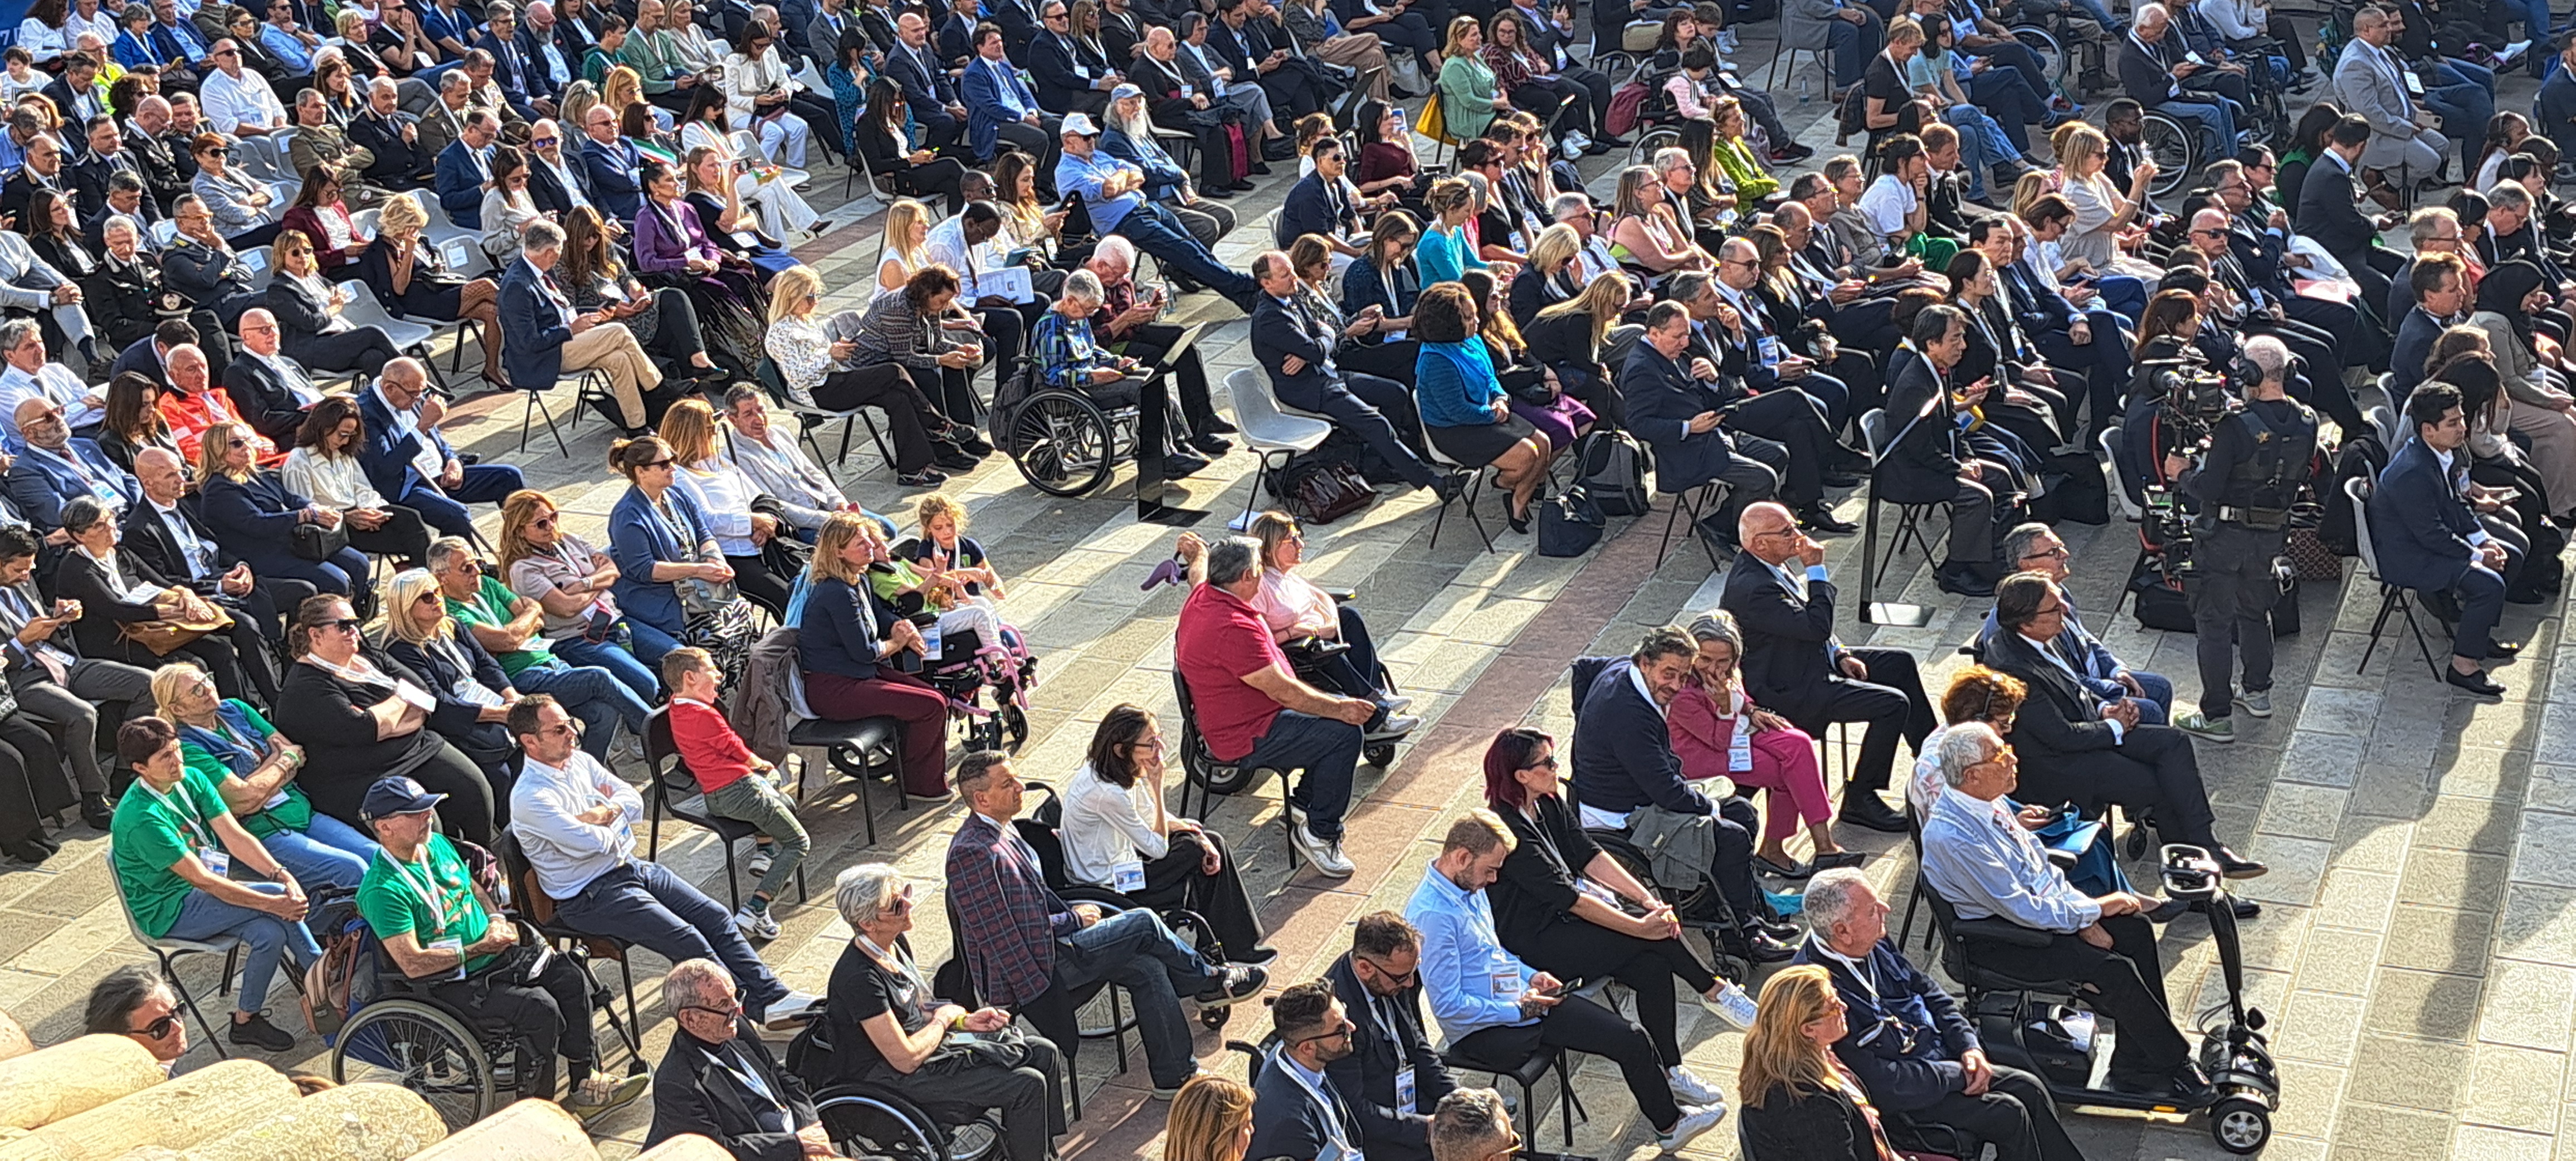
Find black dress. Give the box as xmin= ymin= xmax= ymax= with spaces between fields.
xmin=822 ymin=939 xmax=1067 ymax=1161
xmin=271 ymin=651 xmax=499 ymax=844
xmin=355 ymin=235 xmax=472 ymax=320
xmin=1738 ymin=1076 xmax=1889 ymax=1161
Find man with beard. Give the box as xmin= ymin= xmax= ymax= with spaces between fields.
xmin=1249 ymin=979 xmax=1370 ymax=1161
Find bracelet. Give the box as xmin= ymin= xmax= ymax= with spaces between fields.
xmin=946 ymin=1011 xmax=968 ymax=1031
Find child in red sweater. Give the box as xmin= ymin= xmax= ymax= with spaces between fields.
xmin=663 ymin=647 xmax=812 ymax=940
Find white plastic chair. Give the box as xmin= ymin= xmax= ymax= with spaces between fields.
xmin=1223 ymin=368 xmax=1331 ymax=531
xmin=237 ymin=245 xmax=273 ymax=293
xmin=335 ymin=279 xmax=434 ymax=350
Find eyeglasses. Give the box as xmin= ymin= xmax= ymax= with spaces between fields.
xmin=680 ymin=1000 xmax=745 ymax=1020
xmin=328 ymin=616 xmax=363 ymax=631
xmin=130 ymin=1013 xmax=180 ymax=1039
xmin=2020 ymin=545 xmax=2068 ymax=561
xmin=1518 ymin=754 xmax=1559 ymax=772
xmin=1296 ymin=1020 xmax=1357 ymax=1046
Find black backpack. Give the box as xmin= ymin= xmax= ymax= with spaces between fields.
xmin=1573 ymin=430 xmax=1651 ymax=518
xmin=2318 ymin=432 xmax=2388 ymax=557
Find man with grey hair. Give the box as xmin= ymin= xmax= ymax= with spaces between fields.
xmin=197 ymin=37 xmax=289 ymax=174
xmin=414 ymin=70 xmax=475 ymax=169
xmin=1979 ymin=521 xmax=2171 ymax=724
xmin=720 ymin=387 xmax=900 ymax=538
xmin=1549 ymin=191 xmax=1627 ymax=293
xmin=1426 ymin=1087 xmax=1515 ymax=1161
xmin=1793 ymin=867 xmax=2081 ymax=1161
xmin=498 ymin=216 xmax=666 ymax=433
xmin=1173 ymin=534 xmax=1396 ymax=875
xmin=1918 ymin=720 xmax=2209 ymax=1104
xmin=1082 ymin=235 xmax=1233 ymax=457
xmin=0 ymin=318 xmax=105 ymax=443
xmin=435 ymin=106 xmax=501 ymax=230
xmin=646 ymin=958 xmax=830 ymax=1156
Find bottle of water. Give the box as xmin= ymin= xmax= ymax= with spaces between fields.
xmin=1794 ymin=69 xmax=1819 ymax=104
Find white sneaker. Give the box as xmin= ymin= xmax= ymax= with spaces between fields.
xmin=1667 ymin=1065 xmax=1723 ymax=1106
xmin=1700 ymin=979 xmax=1759 ymax=1031
xmin=1655 ymin=1101 xmax=1728 ymax=1153
xmin=1379 ymin=695 xmax=1414 ymax=714
xmin=747 ymin=845 xmax=775 ymax=877
xmin=1290 ymin=824 xmax=1356 ymax=877
xmin=734 ymin=905 xmax=780 ymax=940
xmin=1365 ymin=714 xmax=1421 ymax=742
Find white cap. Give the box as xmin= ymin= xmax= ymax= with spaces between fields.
xmin=1060 ymin=111 xmax=1101 ymax=137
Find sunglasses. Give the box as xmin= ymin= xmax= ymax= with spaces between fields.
xmin=531 ymin=516 xmax=557 ymax=530
xmin=414 ymin=592 xmax=441 ymax=604
xmin=328 ymin=617 xmax=363 ymax=631
xmin=226 ymin=437 xmax=248 ymax=447
xmin=132 ymin=1013 xmax=180 ymax=1039
xmin=642 ymin=458 xmax=675 ymax=470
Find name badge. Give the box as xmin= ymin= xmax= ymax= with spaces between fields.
xmin=199 ymin=847 xmax=230 ymax=878
xmin=2183 ymin=50 xmax=2205 ymax=65
xmin=1488 ymin=971 xmax=1520 ymax=998
xmin=2403 ymin=69 xmax=2424 ymax=95
xmin=1757 ymin=335 xmax=1782 ymax=368
xmin=1112 ymin=861 xmax=1146 ymax=892
xmin=1393 ymin=1065 xmax=1417 ymax=1111
xmin=430 ymin=936 xmax=467 ymax=980
xmin=1180 ymin=82 xmax=1196 ymax=96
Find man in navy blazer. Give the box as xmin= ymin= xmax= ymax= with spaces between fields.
xmin=477 ymin=5 xmax=550 ymax=120
xmin=1616 ymin=301 xmax=1784 ymax=553
xmin=1277 ymin=139 xmax=1362 ymax=252
xmin=1248 ymin=251 xmax=1451 ymax=496
xmin=356 ymin=359 xmax=527 ymax=540
xmin=434 ymin=111 xmax=501 ymax=230
xmin=887 ymin=12 xmax=969 ymax=148
xmin=1325 ymin=914 xmax=1455 ymax=1161
xmin=1248 ymin=980 xmax=1370 ymax=1161
xmin=1796 ymin=870 xmax=2083 ymax=1161
xmin=2370 ymin=382 xmax=2524 ymax=696
xmin=5 ymin=396 xmax=139 ymax=530
xmin=499 ymin=220 xmax=665 ymax=432
xmin=1026 ymin=0 xmax=1118 ymax=114
xmin=577 ymin=106 xmax=644 ymax=219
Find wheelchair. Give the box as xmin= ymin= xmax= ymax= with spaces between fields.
xmin=2138 ymin=108 xmax=2199 ymax=198
xmin=991 ymin=358 xmax=1146 ymax=498
xmin=325 ymin=913 xmax=647 ymax=1131
xmin=811 ymin=1080 xmax=1008 ymax=1161
xmin=873 ymin=574 xmax=1038 ymax=755
xmin=1173 ymin=608 xmax=1408 ymax=803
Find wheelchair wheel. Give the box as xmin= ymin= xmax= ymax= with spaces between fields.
xmin=1008 ymin=391 xmax=1116 ymax=497
xmin=2008 ymin=24 xmax=2066 ymax=85
xmin=816 ymin=1090 xmax=1003 ymax=1161
xmin=1629 ymin=125 xmax=1681 ymax=169
xmin=2139 ymin=111 xmax=2197 ymax=198
xmin=331 ymin=997 xmax=497 ymax=1131
xmin=1364 ymin=742 xmax=1398 ymax=768
xmin=1180 ymin=715 xmax=1261 ymax=797
xmin=998 ymin=703 xmax=1028 ymax=752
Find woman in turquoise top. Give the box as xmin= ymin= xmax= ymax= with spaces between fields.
xmin=1412 ymin=176 xmax=1486 ymax=285
xmin=1435 ymin=16 xmax=1500 ymax=142
xmin=1413 ymin=282 xmax=1547 ymax=531
xmin=151 ymin=662 xmax=380 ymax=892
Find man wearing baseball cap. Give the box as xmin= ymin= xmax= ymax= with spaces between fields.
xmin=355 ymin=773 xmax=650 ymax=1121
xmin=1056 ymin=110 xmax=1258 ymax=310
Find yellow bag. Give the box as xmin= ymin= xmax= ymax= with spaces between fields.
xmin=1414 ymin=94 xmax=1447 ymax=144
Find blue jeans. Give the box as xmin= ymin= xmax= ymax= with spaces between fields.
xmin=1110 ymin=203 xmax=1257 ymax=306
xmin=1826 ymin=17 xmax=1871 ymax=87
xmin=1966 ymin=67 xmax=2046 ymax=152
xmin=550 ymin=634 xmax=665 ymax=702
xmin=2130 ymin=669 xmax=2175 ymax=724
xmin=1237 ymin=708 xmax=1363 ymax=841
xmin=1051 ymin=907 xmax=1222 ymax=1089
xmin=163 ymin=882 xmax=323 ymax=1016
xmin=263 ymin=813 xmax=380 ymax=891
xmin=511 ymin=661 xmax=653 ymax=759
xmin=394 ymin=464 xmax=528 ymax=540
xmin=1945 ymin=106 xmax=2019 ymax=199
xmin=2160 ymin=97 xmax=2238 ymax=165
xmin=554 ymin=860 xmax=790 ymax=1017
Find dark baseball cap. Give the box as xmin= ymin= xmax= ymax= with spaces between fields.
xmin=361 ymin=775 xmax=447 ymax=821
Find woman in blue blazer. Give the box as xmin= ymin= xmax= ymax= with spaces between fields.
xmin=606 ymin=434 xmax=738 ymax=640
xmin=377 ymin=568 xmax=523 ymax=796
xmin=194 ymin=421 xmax=374 ymax=612
xmin=796 ymin=511 xmax=950 ymax=798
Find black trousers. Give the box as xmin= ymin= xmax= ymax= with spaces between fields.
xmin=1274 ymin=370 xmax=1440 ymax=489
xmin=1961 ymin=914 xmax=2184 ymax=1082
xmin=347 ymin=504 xmax=435 ymax=570
xmin=286 ymin=325 xmax=404 ymax=375
xmin=1454 ymin=994 xmax=1680 ymax=1133
xmin=426 ymin=944 xmax=601 ymax=1099
xmin=820 ymin=364 xmax=941 ymax=473
xmin=1728 ymin=390 xmax=1840 ymax=508
xmin=1787 ymin=647 xmax=1933 ymax=797
xmin=640 ymin=287 xmax=711 ymax=370
xmin=0 ymin=714 xmax=69 ymax=846
xmin=856 ymin=1035 xmax=1066 ymax=1161
xmin=1117 ymin=321 xmax=1218 ymax=435
xmin=1504 ymin=75 xmax=1592 ymax=140
xmin=1334 ymin=337 xmax=1421 ymax=383
xmin=894 ymin=157 xmax=973 ymax=214
xmin=1509 ymin=920 xmax=1718 ymax=1065
xmin=1909 ymin=1061 xmax=2083 ymax=1161
xmin=1131 ymin=827 xmax=1267 ymax=963
xmin=2017 ymin=725 xmax=2219 ymax=848
xmin=724 ymin=553 xmax=794 ymax=619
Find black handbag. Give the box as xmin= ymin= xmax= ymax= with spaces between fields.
xmin=1536 ymin=485 xmax=1605 ymax=557
xmin=291 ymin=519 xmax=350 ymax=562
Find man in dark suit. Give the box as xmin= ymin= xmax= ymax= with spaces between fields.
xmin=121 ymin=96 xmax=190 ymax=208
xmin=2294 ymin=114 xmax=2404 ymax=328
xmin=1278 ymin=138 xmax=1363 ymax=251
xmin=6 ymin=396 xmax=137 ymax=529
xmin=66 ymin=118 xmax=146 ymax=225
xmin=434 ymin=110 xmax=500 ymax=230
xmin=1980 ymin=219 xmax=2132 ymax=441
xmin=501 ymin=221 xmax=664 ymax=433
xmin=643 ymin=959 xmax=827 ymax=1159
xmin=109 ymin=319 xmax=198 ymax=387
xmin=0 ymin=526 xmax=152 ymax=830
xmin=1682 ymin=262 xmax=1858 ymax=531
xmin=1250 ymin=980 xmax=1370 ymax=1161
xmin=223 ymin=310 xmax=326 ymax=442
xmin=941 ymin=752 xmax=1263 ymax=1096
xmin=2389 ymin=252 xmax=2465 ymax=397
xmin=1 ymin=134 xmax=73 ymax=230
xmin=1615 ymin=300 xmax=1784 ymax=553
xmin=1984 ymin=573 xmax=2263 ymax=875
xmin=123 ymin=443 xmax=310 ymax=646
xmin=1027 ymin=0 xmax=1119 ymax=114
xmin=1208 ymin=0 xmax=1325 ymax=123
xmin=1250 ymin=251 xmax=1453 ymax=496
xmin=1719 ymin=501 xmax=1930 ymax=832
xmin=577 ymin=105 xmax=645 ymax=219
xmin=1796 ymin=869 xmax=2085 ymax=1161
xmin=522 ymin=120 xmax=594 ymax=219
xmin=2370 ymin=381 xmax=2523 ymax=695
xmin=1326 ymin=913 xmax=1455 ymax=1161
xmin=347 ymin=79 xmax=429 ymax=191
xmin=1880 ymin=304 xmax=2007 ymax=594
xmin=938 ymin=0 xmax=982 ymax=65
xmin=476 ymin=4 xmax=549 ymax=121
xmin=357 ymin=359 xmax=527 ymax=540
xmin=42 ymin=54 xmax=110 ymax=128
xmin=890 ymin=11 xmax=970 ymax=148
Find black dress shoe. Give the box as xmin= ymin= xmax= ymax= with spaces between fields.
xmin=1506 ymin=508 xmax=1531 ymax=535
xmin=1743 ymin=929 xmax=1799 ymax=962
xmin=2213 ymin=847 xmax=2268 ymax=879
xmin=79 ymin=794 xmax=110 ymax=831
xmin=1755 ymin=915 xmax=1802 ymax=941
xmin=1203 ymin=184 xmax=1237 ymax=198
xmin=1821 ymin=471 xmax=1865 ymax=488
xmin=2489 ymin=638 xmax=2526 ymax=658
xmin=1163 ymin=452 xmax=1211 ymax=478
xmin=1227 ymin=179 xmax=1257 ymax=192
xmin=1201 ymin=417 xmax=1240 ymax=435
xmin=0 ymin=839 xmax=52 ymax=864
xmin=1936 ymin=563 xmax=1997 ymax=597
xmin=1189 ymin=433 xmax=1233 ymax=456
xmin=1797 ymin=505 xmax=1858 ymax=534
xmin=1838 ymin=793 xmax=1908 ymax=833
xmin=933 ymin=450 xmax=981 ymax=472
xmin=2445 ymin=666 xmax=2508 ymax=697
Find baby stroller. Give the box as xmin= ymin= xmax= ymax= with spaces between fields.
xmin=880 ymin=574 xmax=1040 ymax=755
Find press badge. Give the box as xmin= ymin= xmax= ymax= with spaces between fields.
xmin=430 ymin=937 xmax=466 ymax=981
xmin=2404 ymin=70 xmax=2424 ymax=95
xmin=1394 ymin=1065 xmax=1418 ymax=1111
xmin=1112 ymin=861 xmax=1146 ymax=892
xmin=1489 ymin=972 xmax=1521 ymax=998
xmin=1757 ymin=335 xmax=1783 ymax=367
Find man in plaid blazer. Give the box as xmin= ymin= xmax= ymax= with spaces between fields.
xmin=943 ymin=751 xmax=1267 ymax=1096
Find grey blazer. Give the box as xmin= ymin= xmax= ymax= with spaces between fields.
xmin=2329 ymin=39 xmax=2437 ymax=168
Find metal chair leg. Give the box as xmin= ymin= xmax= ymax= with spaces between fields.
xmin=161 ymin=951 xmax=231 ymax=1061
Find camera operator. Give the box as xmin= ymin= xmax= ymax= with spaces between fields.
xmin=2160 ymin=336 xmax=2315 ymax=743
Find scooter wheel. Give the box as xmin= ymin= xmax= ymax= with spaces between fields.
xmin=1364 ymin=743 xmax=1398 ymax=768
xmin=2210 ymin=1097 xmax=2271 ymax=1155
xmin=1200 ymin=1005 xmax=1234 ymax=1031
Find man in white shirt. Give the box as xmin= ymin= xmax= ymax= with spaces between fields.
xmin=0 ymin=318 xmax=104 ymax=443
xmin=196 ymin=38 xmax=287 ymax=175
xmin=718 ymin=386 xmax=896 ymax=538
xmin=505 ymin=695 xmax=818 ymax=1029
xmin=926 ymin=199 xmax=1055 ymax=394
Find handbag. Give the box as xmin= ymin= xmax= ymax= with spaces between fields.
xmin=1413 ymin=95 xmax=1446 ymax=144
xmin=676 ymin=575 xmax=740 ymax=618
xmin=292 ymin=519 xmax=350 ymax=562
xmin=120 ymin=598 xmax=234 ymax=656
xmin=1535 ymin=485 xmax=1604 ymax=557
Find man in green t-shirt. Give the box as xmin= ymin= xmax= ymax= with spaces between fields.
xmin=108 ymin=717 xmax=321 ymax=1052
xmin=354 ymin=775 xmax=650 ymax=1121
xmin=428 ymin=538 xmax=653 ymax=765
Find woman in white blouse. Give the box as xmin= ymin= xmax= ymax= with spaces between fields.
xmin=1058 ymin=704 xmax=1271 ymax=964
xmin=662 ymin=0 xmax=728 ymax=72
xmin=479 ymin=145 xmax=546 ymax=266
xmin=280 ymin=395 xmax=435 ymax=569
xmin=658 ymin=397 xmax=797 ymax=617
xmin=875 ymin=197 xmax=935 ymax=292
xmin=13 ymin=0 xmax=66 ymax=64
xmin=2051 ymin=122 xmax=2157 ymax=276
xmin=719 ymin=18 xmax=830 ymax=168
xmin=679 ymin=82 xmax=822 ymax=242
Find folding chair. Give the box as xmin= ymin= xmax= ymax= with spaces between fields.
xmin=112 ymin=870 xmax=242 ymax=1061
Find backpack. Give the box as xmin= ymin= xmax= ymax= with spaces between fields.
xmin=2128 ymin=553 xmax=2302 ymax=636
xmin=2318 ymin=432 xmax=2387 ymax=557
xmin=1267 ymin=453 xmax=1378 ymax=524
xmin=301 ymin=892 xmax=377 ymax=1042
xmin=1573 ymin=430 xmax=1651 ymax=517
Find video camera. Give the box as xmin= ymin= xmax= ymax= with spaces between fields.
xmin=2144 ymin=355 xmax=2239 ymax=452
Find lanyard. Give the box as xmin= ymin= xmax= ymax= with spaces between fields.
xmin=140 ymin=778 xmax=217 ymax=851
xmin=706 ymin=1045 xmax=784 ymax=1111
xmin=307 ymin=651 xmax=398 ymax=688
xmin=1269 ymin=1046 xmax=1355 ymax=1155
xmin=384 ymin=847 xmax=450 ymax=930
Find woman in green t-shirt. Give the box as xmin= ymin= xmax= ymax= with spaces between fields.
xmin=108 ymin=717 xmax=323 ymax=1052
xmin=151 ymin=664 xmax=380 ymax=892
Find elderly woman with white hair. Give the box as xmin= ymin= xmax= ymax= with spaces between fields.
xmin=821 ymin=864 xmax=1066 ymax=1161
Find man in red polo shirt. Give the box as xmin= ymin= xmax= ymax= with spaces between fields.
xmin=1174 ymin=535 xmax=1388 ymax=877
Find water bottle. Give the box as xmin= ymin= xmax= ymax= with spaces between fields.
xmin=1794 ymin=70 xmax=1819 ymax=104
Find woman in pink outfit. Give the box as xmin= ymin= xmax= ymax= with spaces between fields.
xmin=1667 ymin=611 xmax=1862 ymax=878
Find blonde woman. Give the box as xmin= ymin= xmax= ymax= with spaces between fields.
xmin=150 ymin=660 xmax=379 ymax=891
xmin=1738 ymin=965 xmax=1910 ymax=1160
xmin=794 ymin=510 xmax=950 ymax=798
xmin=1509 ymin=221 xmax=1584 ymax=321
xmin=1413 ymin=175 xmax=1486 ymax=284
xmin=1527 ymin=271 xmax=1630 ymax=407
xmin=764 ymin=264 xmax=961 ymax=487
xmin=2053 ymin=122 xmax=2157 ymax=274
xmin=373 ymin=567 xmax=521 ymax=787
xmin=875 ymin=197 xmax=935 ymax=292
xmin=659 ymin=398 xmax=795 ymax=616
xmin=357 ymin=193 xmax=504 ymax=381
xmin=680 ymin=85 xmax=825 ymax=241
xmin=196 ymin=421 xmax=373 ymax=604
xmin=1162 ymin=1075 xmax=1256 ymax=1161
xmin=1436 ymin=15 xmax=1499 ymax=141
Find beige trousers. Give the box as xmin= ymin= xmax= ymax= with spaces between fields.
xmin=560 ymin=323 xmax=664 ymax=427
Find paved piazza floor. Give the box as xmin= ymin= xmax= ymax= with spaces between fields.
xmin=2 ymin=32 xmax=2560 ymax=1161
